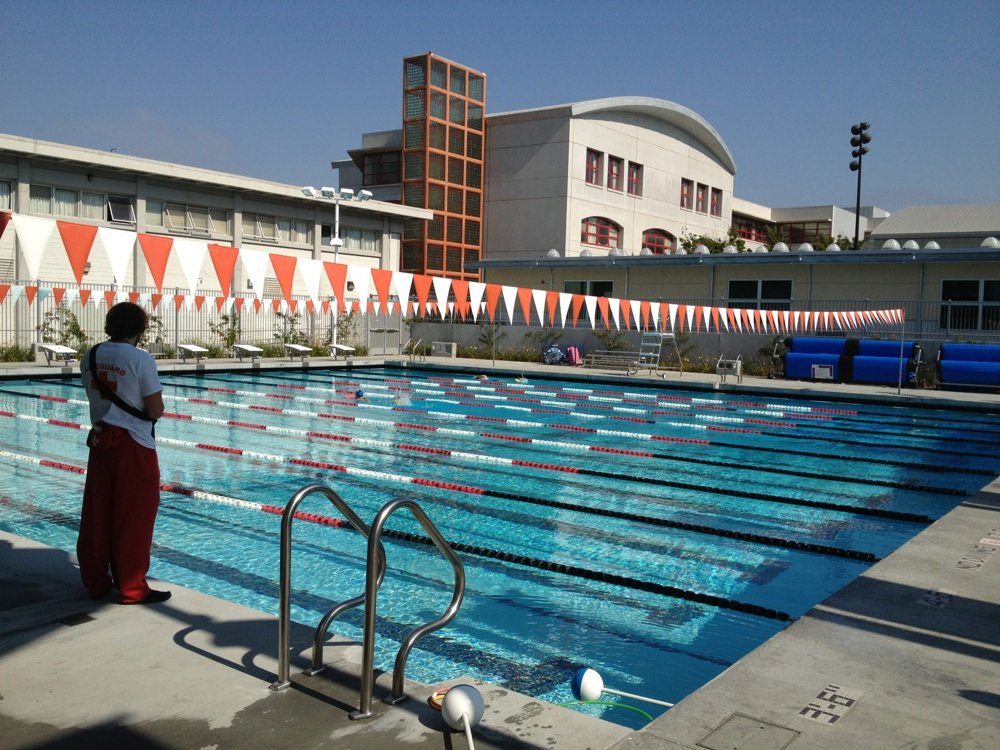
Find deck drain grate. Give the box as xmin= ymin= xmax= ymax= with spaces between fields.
xmin=698 ymin=713 xmax=799 ymax=749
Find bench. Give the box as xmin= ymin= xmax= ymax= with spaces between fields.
xmin=783 ymin=337 xmax=847 ymax=382
xmin=178 ymin=344 xmax=209 ymax=363
xmin=234 ymin=344 xmax=264 ymax=362
xmin=284 ymin=343 xmax=311 ymax=361
xmin=38 ymin=343 xmax=77 ymax=366
xmin=937 ymin=343 xmax=1000 ymax=389
xmin=331 ymin=343 xmax=355 ymax=359
xmin=583 ymin=350 xmax=640 ymax=371
xmin=852 ymin=340 xmax=920 ymax=386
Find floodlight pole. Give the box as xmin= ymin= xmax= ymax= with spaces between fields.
xmin=849 ymin=122 xmax=872 ymax=250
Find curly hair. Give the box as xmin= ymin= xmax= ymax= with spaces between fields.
xmin=104 ymin=302 xmax=149 ymax=340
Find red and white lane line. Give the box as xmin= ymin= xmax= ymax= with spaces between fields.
xmin=189 ymin=375 xmax=778 ymax=433
xmin=0 ymin=447 xmax=347 ymax=528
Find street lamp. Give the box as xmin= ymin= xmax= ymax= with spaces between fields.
xmin=302 ymin=186 xmax=374 ymax=348
xmin=849 ymin=122 xmax=872 ymax=250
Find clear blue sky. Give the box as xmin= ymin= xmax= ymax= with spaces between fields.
xmin=4 ymin=0 xmax=998 ymax=212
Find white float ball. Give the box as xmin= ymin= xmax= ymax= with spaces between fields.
xmin=571 ymin=668 xmax=604 ymax=702
xmin=441 ymin=684 xmax=485 ymax=731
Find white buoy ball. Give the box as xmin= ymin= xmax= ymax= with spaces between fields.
xmin=441 ymin=684 xmax=485 ymax=731
xmin=571 ymin=668 xmax=604 ymax=702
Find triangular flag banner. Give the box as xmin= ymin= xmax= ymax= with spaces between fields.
xmin=137 ymin=234 xmax=173 ymax=292
xmin=347 ymin=264 xmax=372 ymax=315
xmin=56 ymin=221 xmax=99 ymax=285
xmin=451 ymin=279 xmax=470 ymax=320
xmin=11 ymin=215 xmax=57 ymax=281
xmin=269 ymin=252 xmax=298 ymax=306
xmin=97 ymin=226 xmax=137 ymax=287
xmin=0 ymin=283 xmax=9 ymax=305
xmin=0 ymin=211 xmax=11 ymax=240
xmin=297 ymin=257 xmax=324 ymax=309
xmin=468 ymin=281 xmax=487 ymax=323
xmin=174 ymin=238 xmax=208 ymax=297
xmin=500 ymin=285 xmax=518 ymax=324
xmin=412 ymin=274 xmax=433 ymax=318
xmin=391 ymin=272 xmax=414 ymax=311
xmin=558 ymin=292 xmax=573 ymax=328
xmin=571 ymin=294 xmax=585 ymax=328
xmin=322 ymin=261 xmax=349 ymax=313
xmin=545 ymin=291 xmax=560 ymax=327
xmin=431 ymin=275 xmax=452 ymax=319
xmin=208 ymin=244 xmax=240 ymax=296
xmin=371 ymin=268 xmax=394 ymax=315
xmin=240 ymin=248 xmax=270 ymax=301
xmin=608 ymin=297 xmax=621 ymax=330
xmin=596 ymin=297 xmax=611 ymax=329
xmin=585 ymin=296 xmax=598 ymax=329
xmin=483 ymin=283 xmax=501 ymax=323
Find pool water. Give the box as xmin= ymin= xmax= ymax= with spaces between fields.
xmin=1 ymin=367 xmax=998 ymax=729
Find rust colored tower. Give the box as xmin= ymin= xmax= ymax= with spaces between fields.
xmin=401 ymin=53 xmax=485 ymax=280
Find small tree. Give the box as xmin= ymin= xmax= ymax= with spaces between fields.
xmin=37 ymin=305 xmax=89 ymax=349
xmin=139 ymin=313 xmax=166 ymax=349
xmin=525 ymin=327 xmax=563 ymax=351
xmin=274 ymin=311 xmax=308 ymax=345
xmin=208 ymin=313 xmax=241 ymax=351
xmin=591 ymin=328 xmax=632 ymax=350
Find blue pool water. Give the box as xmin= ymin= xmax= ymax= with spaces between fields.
xmin=1 ymin=366 xmax=998 ymax=728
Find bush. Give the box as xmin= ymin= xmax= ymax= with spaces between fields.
xmin=0 ymin=344 xmax=34 ymax=362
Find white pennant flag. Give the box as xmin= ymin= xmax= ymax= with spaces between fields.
xmin=96 ymin=226 xmax=137 ymax=287
xmin=173 ymin=238 xmax=208 ymax=297
xmin=239 ymin=248 xmax=269 ymax=301
xmin=531 ymin=289 xmax=547 ymax=327
xmin=630 ymin=299 xmax=643 ymax=330
xmin=468 ymin=281 xmax=486 ymax=322
xmin=584 ymin=295 xmax=597 ymax=329
xmin=501 ymin=285 xmax=518 ymax=324
xmin=432 ymin=275 xmax=452 ymax=319
xmin=11 ymin=214 xmax=56 ymax=281
xmin=297 ymin=258 xmax=324 ymax=308
xmin=607 ymin=297 xmax=621 ymax=330
xmin=559 ymin=292 xmax=573 ymax=328
xmin=347 ymin=264 xmax=372 ymax=314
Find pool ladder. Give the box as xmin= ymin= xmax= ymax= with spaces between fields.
xmin=270 ymin=483 xmax=465 ymax=720
xmin=402 ymin=337 xmax=425 ymax=361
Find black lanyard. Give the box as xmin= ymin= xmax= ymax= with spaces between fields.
xmin=88 ymin=343 xmax=157 ymax=438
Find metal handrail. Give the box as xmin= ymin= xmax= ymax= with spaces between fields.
xmin=401 ymin=337 xmax=424 ymax=361
xmin=270 ymin=483 xmax=385 ymax=691
xmin=350 ymin=498 xmax=465 ymax=720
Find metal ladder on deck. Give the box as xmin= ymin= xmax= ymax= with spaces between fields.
xmin=401 ymin=337 xmax=425 ymax=361
xmin=270 ymin=483 xmax=465 ymax=720
xmin=628 ymin=332 xmax=684 ymax=378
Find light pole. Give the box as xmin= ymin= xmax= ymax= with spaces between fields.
xmin=302 ymin=186 xmax=373 ymax=349
xmin=849 ymin=122 xmax=871 ymax=250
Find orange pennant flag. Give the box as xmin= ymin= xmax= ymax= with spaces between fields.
xmin=451 ymin=279 xmax=470 ymax=320
xmin=215 ymin=297 xmax=226 ymax=312
xmin=546 ymin=291 xmax=560 ymax=326
xmin=138 ymin=234 xmax=173 ymax=293
xmin=571 ymin=294 xmax=585 ymax=327
xmin=412 ymin=274 xmax=433 ymax=317
xmin=151 ymin=293 xmax=163 ymax=309
xmin=208 ymin=244 xmax=240 ymax=296
xmin=104 ymin=290 xmax=117 ymax=308
xmin=371 ymin=268 xmax=393 ymax=316
xmin=268 ymin=253 xmax=297 ymax=307
xmin=195 ymin=295 xmax=206 ymax=312
xmin=484 ymin=283 xmax=502 ymax=323
xmin=80 ymin=289 xmax=92 ymax=307
xmin=57 ymin=221 xmax=99 ymax=285
xmin=25 ymin=286 xmax=39 ymax=305
xmin=517 ymin=287 xmax=534 ymax=325
xmin=596 ymin=297 xmax=611 ymax=329
xmin=234 ymin=297 xmax=244 ymax=314
xmin=54 ymin=288 xmax=66 ymax=306
xmin=322 ymin=262 xmax=349 ymax=313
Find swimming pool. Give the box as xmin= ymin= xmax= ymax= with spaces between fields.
xmin=2 ymin=366 xmax=998 ymax=729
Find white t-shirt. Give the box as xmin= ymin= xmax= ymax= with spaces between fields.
xmin=80 ymin=341 xmax=162 ymax=449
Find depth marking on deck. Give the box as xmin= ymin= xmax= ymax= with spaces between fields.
xmin=918 ymin=587 xmax=954 ymax=608
xmin=797 ymin=683 xmax=862 ymax=725
xmin=954 ymin=527 xmax=1000 ymax=571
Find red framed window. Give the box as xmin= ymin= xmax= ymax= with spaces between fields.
xmin=586 ymin=149 xmax=603 ymax=186
xmin=642 ymin=229 xmax=674 ymax=254
xmin=680 ymin=179 xmax=693 ymax=209
xmin=711 ymin=188 xmax=722 ymax=217
xmin=627 ymin=162 xmax=643 ymax=196
xmin=696 ymin=183 xmax=708 ymax=213
xmin=607 ymin=156 xmax=623 ymax=191
xmin=581 ymin=216 xmax=621 ymax=248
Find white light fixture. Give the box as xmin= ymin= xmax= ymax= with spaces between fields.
xmin=302 ymin=186 xmax=319 ymax=197
xmin=320 ymin=186 xmax=338 ymax=198
xmin=339 ymin=188 xmax=355 ymax=201
xmin=358 ymin=189 xmax=373 ymax=201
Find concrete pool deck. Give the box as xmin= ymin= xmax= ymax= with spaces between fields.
xmin=2 ymin=356 xmax=999 ymax=749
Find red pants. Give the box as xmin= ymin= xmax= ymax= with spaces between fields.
xmin=77 ymin=424 xmax=161 ymax=603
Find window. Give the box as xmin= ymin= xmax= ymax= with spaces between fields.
xmin=363 ymin=152 xmax=401 ymax=185
xmin=733 ymin=215 xmax=770 ymax=243
xmin=448 ymin=187 xmax=463 ymax=213
xmin=607 ymin=156 xmax=624 ymax=191
xmin=342 ymin=227 xmax=379 ymax=253
xmin=680 ymin=179 xmax=693 ymax=209
xmin=107 ymin=197 xmax=136 ymax=224
xmin=711 ymin=188 xmax=723 ymax=217
xmin=696 ymin=183 xmax=708 ymax=213
xmin=642 ymin=229 xmax=674 ymax=254
xmin=586 ymin=149 xmax=603 ymax=186
xmin=147 ymin=201 xmax=229 ymax=236
xmin=449 ymin=96 xmax=465 ymax=125
xmin=941 ymin=280 xmax=1000 ymax=331
xmin=564 ymin=280 xmax=614 ymax=297
xmin=449 ymin=67 xmax=466 ymax=95
xmin=728 ymin=279 xmax=792 ymax=310
xmin=404 ymin=152 xmax=425 ymax=180
xmin=429 ymin=91 xmax=446 ymax=119
xmin=581 ymin=217 xmax=622 ymax=248
xmin=448 ymin=157 xmax=465 ymax=184
xmin=448 ymin=127 xmax=464 ymax=155
xmin=30 ymin=184 xmax=137 ymax=225
xmin=468 ymin=74 xmax=484 ymax=102
xmin=276 ymin=218 xmax=310 ymax=244
xmin=776 ymin=221 xmax=833 ymax=245
xmin=627 ymin=163 xmax=643 ymax=196
xmin=242 ymin=212 xmax=277 ymax=241
xmin=466 ymin=162 xmax=481 ymax=189
xmin=0 ymin=180 xmax=10 ymax=210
